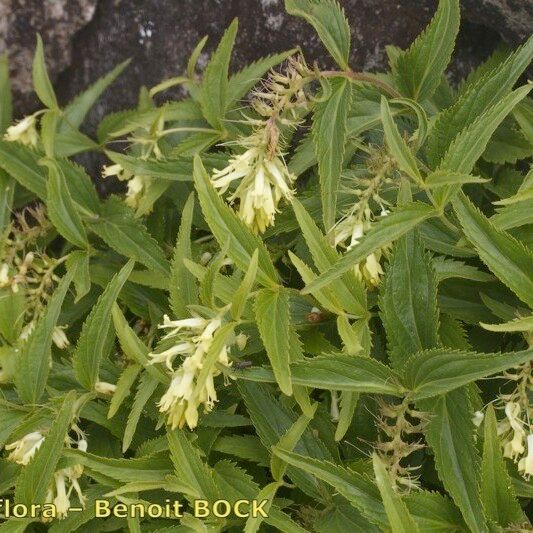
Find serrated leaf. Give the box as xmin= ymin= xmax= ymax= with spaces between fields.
xmin=302 ymin=202 xmax=436 ymax=294
xmin=0 ymin=171 xmax=15 ymax=234
xmin=404 ymin=347 xmax=533 ymax=400
xmin=73 ymin=260 xmax=134 ymax=390
xmin=480 ymin=405 xmax=525 ymax=526
xmin=379 ymin=231 xmax=439 ymax=370
xmin=122 ymin=372 xmax=158 ymax=452
xmin=193 ymin=155 xmax=278 ymax=287
xmin=403 ymin=491 xmax=467 ymax=532
xmin=231 ymin=249 xmax=258 ymax=320
xmin=32 ymin=34 xmax=57 ymax=109
xmin=169 ymin=192 xmax=198 ymax=316
xmin=427 ymin=35 xmax=533 ymax=166
xmin=372 ymin=454 xmax=419 ymax=533
xmin=313 ymin=77 xmax=351 ymax=230
xmin=453 ymin=191 xmax=533 ymax=308
xmin=480 ymin=314 xmax=533 ymax=333
xmin=292 ymin=198 xmax=366 ymax=316
xmin=226 ymin=49 xmax=296 ymax=110
xmin=15 ymin=391 xmax=76 ymax=505
xmin=419 ymin=389 xmax=488 ymax=533
xmin=14 ymin=268 xmax=76 ymax=403
xmin=255 ymin=287 xmax=292 ymax=395
xmin=108 ymin=363 xmax=141 ymax=419
xmin=62 ymin=60 xmax=130 ymax=129
xmin=244 ymin=481 xmax=281 ymax=533
xmin=167 ymin=429 xmax=219 ymax=502
xmin=45 ymin=160 xmax=88 ymax=248
xmin=65 ymin=250 xmax=91 ymax=302
xmin=273 ymin=448 xmax=387 ymax=527
xmin=89 ymin=197 xmax=170 ymax=278
xmin=424 ymin=171 xmax=488 ymax=188
xmin=199 ymin=18 xmax=238 ymax=128
xmin=271 ymin=404 xmax=317 ymax=480
xmin=381 ymin=96 xmax=421 ymax=181
xmin=285 ymin=0 xmax=350 ymax=69
xmin=392 ymin=0 xmax=459 ymax=101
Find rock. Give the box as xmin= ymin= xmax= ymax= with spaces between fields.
xmin=2 ymin=0 xmax=530 ymax=122
xmin=0 ymin=0 xmax=97 ymax=109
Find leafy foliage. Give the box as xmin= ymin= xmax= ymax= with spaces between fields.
xmin=0 ymin=2 xmax=532 ymax=531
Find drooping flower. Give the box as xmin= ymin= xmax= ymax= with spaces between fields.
xmin=52 ymin=326 xmax=70 ymax=350
xmin=518 ymin=434 xmax=533 ymax=480
xmin=149 ymin=312 xmax=235 ymax=430
xmin=5 ymin=431 xmax=45 ymax=465
xmin=95 ymin=381 xmax=117 ymax=395
xmin=211 ymin=131 xmax=295 ymax=234
xmin=101 ymin=163 xmax=151 ymax=210
xmin=4 ymin=114 xmax=39 ymax=147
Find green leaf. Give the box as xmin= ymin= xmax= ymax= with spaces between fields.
xmin=169 ymin=192 xmax=198 ymax=316
xmin=453 ymin=191 xmax=533 ymax=308
xmin=0 ymin=54 xmax=12 ymax=134
xmin=231 ymin=249 xmax=258 ymax=320
xmin=403 ymin=491 xmax=467 ymax=532
xmin=302 ymin=202 xmax=436 ymax=294
xmin=45 ymin=160 xmax=88 ymax=248
xmin=199 ymin=18 xmax=238 ymax=128
xmin=226 ymin=50 xmax=295 ymax=110
xmin=255 ymin=287 xmax=293 ymax=395
xmin=480 ymin=405 xmax=525 ymax=526
xmin=313 ymin=77 xmax=351 ymax=230
xmin=392 ymin=0 xmax=460 ymax=101
xmin=122 ymin=372 xmax=158 ymax=452
xmin=419 ymin=389 xmax=488 ymax=533
xmin=379 ymin=231 xmax=439 ymax=370
xmin=372 ymin=454 xmax=419 ymax=533
xmin=14 ymin=268 xmax=76 ymax=403
xmin=167 ymin=429 xmax=219 ymax=502
xmin=438 ymin=85 xmax=532 ymax=175
xmin=73 ymin=260 xmax=134 ymax=390
xmin=285 ymin=0 xmax=350 ymax=69
xmin=424 ymin=171 xmax=488 ymax=188
xmin=480 ymin=314 xmax=533 ymax=333
xmin=32 ymin=34 xmax=58 ymax=108
xmin=244 ymin=481 xmax=281 ymax=533
xmin=271 ymin=404 xmax=317 ymax=481
xmin=288 ymin=355 xmax=404 ymax=395
xmin=15 ymin=391 xmax=76 ymax=505
xmin=104 ymin=150 xmax=226 ymax=180
xmin=65 ymin=250 xmax=91 ymax=302
xmin=89 ymin=197 xmax=170 ymax=278
xmin=404 ymin=347 xmax=533 ymax=400
xmin=272 ymin=448 xmax=387 ymax=527
xmin=193 ymin=155 xmax=278 ymax=287
xmin=427 ymin=35 xmax=533 ymax=166
xmin=40 ymin=109 xmax=58 ymax=157
xmin=62 ymin=60 xmax=130 ymax=129
xmin=292 ymin=198 xmax=366 ymax=316
xmin=381 ymin=97 xmax=421 ymax=181
xmin=111 ymin=304 xmax=168 ymax=384
xmin=107 ymin=363 xmax=141 ymax=420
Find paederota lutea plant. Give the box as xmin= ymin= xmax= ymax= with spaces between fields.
xmin=0 ymin=0 xmax=532 ymax=530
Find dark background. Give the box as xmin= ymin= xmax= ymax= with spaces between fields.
xmin=1 ymin=0 xmax=532 ymax=123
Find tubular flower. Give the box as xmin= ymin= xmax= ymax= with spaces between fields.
xmin=518 ymin=434 xmax=533 ymax=480
xmin=5 ymin=431 xmax=45 ymax=465
xmin=52 ymin=326 xmax=70 ymax=350
xmin=149 ymin=313 xmax=234 ymax=430
xmin=101 ymin=164 xmax=151 ymax=210
xmin=334 ymin=209 xmax=389 ymax=286
xmin=211 ymin=131 xmax=295 ymax=234
xmin=4 ymin=114 xmax=39 ymax=147
xmin=95 ymin=381 xmax=117 ymax=395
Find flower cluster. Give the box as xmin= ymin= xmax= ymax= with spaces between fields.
xmin=497 ymin=361 xmax=533 ymax=479
xmin=211 ymin=56 xmax=310 ymax=233
xmin=333 ymin=149 xmax=396 ymax=286
xmin=374 ymin=399 xmax=428 ymax=491
xmin=6 ymin=427 xmax=88 ymax=520
xmin=149 ymin=313 xmax=242 ymax=430
xmin=4 ymin=113 xmax=39 ymax=148
xmin=102 ymin=163 xmax=151 ymax=210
